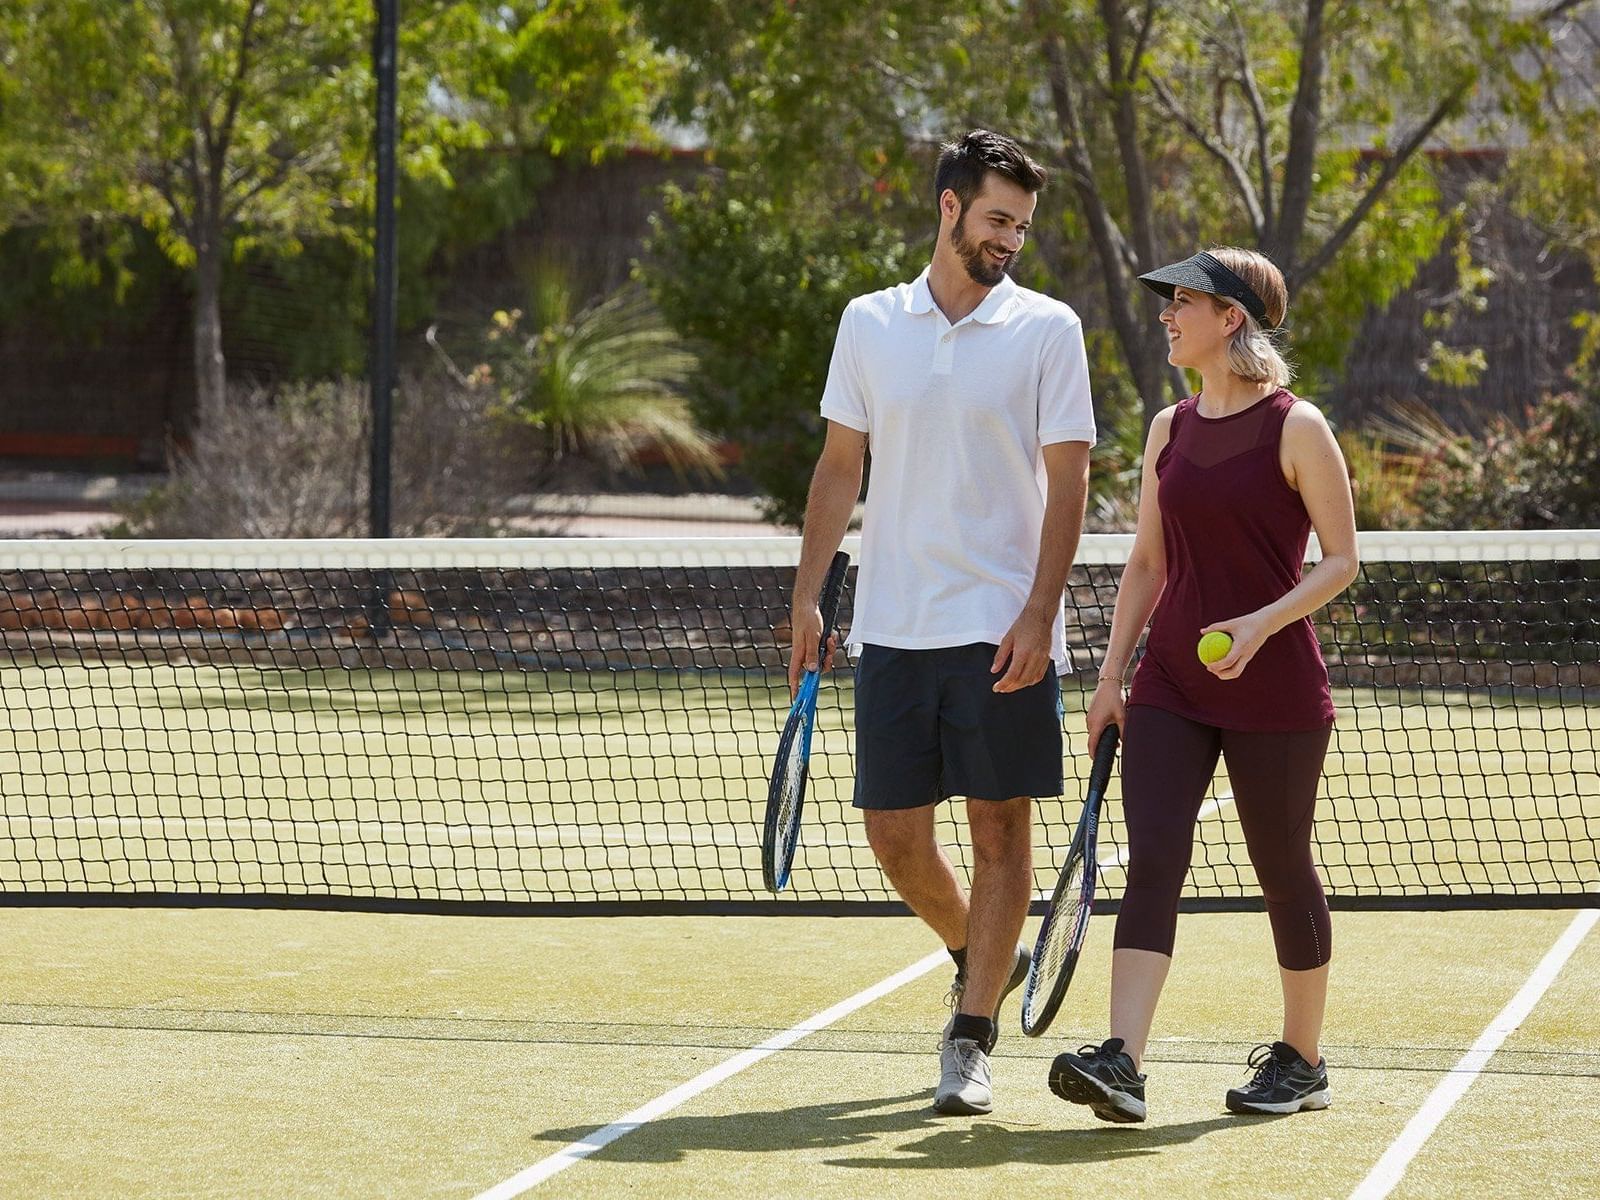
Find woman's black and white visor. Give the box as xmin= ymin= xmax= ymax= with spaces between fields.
xmin=1137 ymin=252 xmax=1276 ymax=327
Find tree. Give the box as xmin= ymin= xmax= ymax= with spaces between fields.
xmin=640 ymin=0 xmax=1596 ymax=427
xmin=641 ymin=184 xmax=921 ymax=524
xmin=1502 ymin=3 xmax=1600 ymax=368
xmin=0 ymin=0 xmax=665 ymax=425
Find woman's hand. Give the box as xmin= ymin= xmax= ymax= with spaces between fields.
xmin=1085 ymin=677 xmax=1126 ymax=757
xmin=1200 ymin=610 xmax=1275 ymax=680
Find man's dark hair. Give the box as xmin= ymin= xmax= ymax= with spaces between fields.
xmin=934 ymin=129 xmax=1048 ymax=211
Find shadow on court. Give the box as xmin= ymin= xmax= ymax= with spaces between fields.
xmin=533 ymin=1091 xmax=1239 ymax=1168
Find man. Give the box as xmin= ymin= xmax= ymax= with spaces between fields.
xmin=788 ymin=129 xmax=1095 ymax=1115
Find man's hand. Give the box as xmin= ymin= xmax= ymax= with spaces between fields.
xmin=991 ymin=607 xmax=1053 ymax=693
xmin=787 ymin=603 xmax=839 ymax=698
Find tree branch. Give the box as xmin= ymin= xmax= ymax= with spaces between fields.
xmin=1226 ymin=2 xmax=1275 ymax=234
xmin=144 ymin=159 xmax=193 ymax=240
xmin=216 ymin=0 xmax=266 ymax=165
xmin=1100 ymin=0 xmax=1162 ymax=271
xmin=1029 ymin=0 xmax=1175 ymax=421
xmin=1148 ymin=71 xmax=1266 ymax=238
xmin=1266 ymin=0 xmax=1327 ymax=270
xmin=222 ymin=157 xmax=292 ymax=224
xmin=1292 ymin=81 xmax=1469 ymax=288
xmin=1535 ymin=0 xmax=1589 ymax=19
xmin=1128 ymin=0 xmax=1158 ymax=82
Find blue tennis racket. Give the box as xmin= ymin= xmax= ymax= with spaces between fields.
xmin=763 ymin=551 xmax=851 ymax=893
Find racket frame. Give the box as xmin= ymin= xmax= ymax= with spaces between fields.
xmin=761 ymin=551 xmax=851 ymax=893
xmin=1020 ymin=724 xmax=1121 ymax=1036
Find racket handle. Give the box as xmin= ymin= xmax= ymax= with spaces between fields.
xmin=818 ymin=551 xmax=851 ymax=639
xmin=1091 ymin=724 xmax=1120 ymax=778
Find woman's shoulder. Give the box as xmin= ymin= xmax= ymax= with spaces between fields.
xmin=1146 ymin=400 xmax=1187 ymax=446
xmin=1279 ymin=392 xmax=1333 ymax=433
xmin=1271 ymin=387 xmax=1319 ymax=412
xmin=1158 ymin=396 xmax=1196 ymax=428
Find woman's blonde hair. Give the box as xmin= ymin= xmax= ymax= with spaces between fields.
xmin=1207 ymin=246 xmax=1293 ymax=388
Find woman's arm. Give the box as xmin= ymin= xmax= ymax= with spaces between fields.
xmin=1084 ymin=407 xmax=1175 ymax=752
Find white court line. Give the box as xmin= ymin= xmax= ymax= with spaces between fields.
xmin=472 ymin=789 xmax=1238 ymax=1197
xmin=1349 ymin=907 xmax=1598 ymax=1200
xmin=471 ymin=949 xmax=951 ymax=1199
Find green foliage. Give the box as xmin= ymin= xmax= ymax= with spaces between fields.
xmin=638 ymin=0 xmax=1583 ymax=434
xmin=0 ymin=224 xmax=171 ymax=341
xmin=465 ymin=280 xmax=721 ymax=480
xmin=640 ymin=181 xmax=923 ymax=526
xmin=1505 ymin=25 xmax=1600 ymax=374
xmin=1289 ymin=160 xmax=1451 ymax=395
xmin=445 ymin=0 xmax=670 ymax=160
xmin=1337 ymin=415 xmax=1435 ymax=531
xmin=1348 ymin=386 xmax=1600 ymax=531
xmin=0 ymin=1 xmax=666 ymax=410
xmin=635 ymin=0 xmax=1004 ymax=213
xmin=3 ymin=0 xmax=664 ymax=249
xmin=1410 ymin=389 xmax=1600 ymax=530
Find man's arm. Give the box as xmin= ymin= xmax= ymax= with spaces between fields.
xmin=991 ymin=439 xmax=1091 ymax=693
xmin=789 ymin=420 xmax=867 ymax=693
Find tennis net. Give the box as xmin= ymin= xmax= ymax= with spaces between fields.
xmin=1 ymin=532 xmax=1596 ymax=914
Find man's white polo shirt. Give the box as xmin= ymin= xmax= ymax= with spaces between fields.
xmin=820 ymin=267 xmax=1095 ymax=671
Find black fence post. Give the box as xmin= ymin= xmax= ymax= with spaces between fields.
xmin=369 ymin=0 xmax=398 ymax=543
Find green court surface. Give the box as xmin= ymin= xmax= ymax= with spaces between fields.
xmin=2 ymin=659 xmax=1596 ymax=1196
xmin=1 ymin=906 xmax=1596 ymax=1198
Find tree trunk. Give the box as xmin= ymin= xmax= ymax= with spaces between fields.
xmin=192 ymin=217 xmax=227 ymax=428
xmin=1263 ymin=0 xmax=1326 ymax=274
xmin=1031 ymin=0 xmax=1179 ymax=431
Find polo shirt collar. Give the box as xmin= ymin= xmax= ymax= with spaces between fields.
xmin=904 ymin=266 xmax=1019 ymax=324
xmin=971 ymin=272 xmax=1019 ymax=324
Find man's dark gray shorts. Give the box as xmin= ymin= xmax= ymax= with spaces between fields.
xmin=852 ymin=642 xmax=1064 ymax=810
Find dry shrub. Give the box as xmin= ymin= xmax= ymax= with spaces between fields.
xmin=120 ymin=376 xmax=529 ymax=537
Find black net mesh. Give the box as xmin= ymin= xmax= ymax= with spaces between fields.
xmin=0 ymin=535 xmax=1595 ymax=913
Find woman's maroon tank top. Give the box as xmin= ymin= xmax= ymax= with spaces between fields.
xmin=1127 ymin=388 xmax=1334 ymax=731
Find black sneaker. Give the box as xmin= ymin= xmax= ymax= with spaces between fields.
xmin=1225 ymin=1042 xmax=1332 ymax=1115
xmin=942 ymin=944 xmax=1032 ymax=1052
xmin=1048 ymin=1037 xmax=1147 ymax=1123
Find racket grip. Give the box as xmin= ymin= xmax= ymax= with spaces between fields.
xmin=817 ymin=551 xmax=851 ymax=639
xmin=1091 ymin=724 xmax=1120 ymax=778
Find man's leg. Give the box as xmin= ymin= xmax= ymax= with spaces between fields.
xmin=862 ymin=804 xmax=968 ymax=949
xmin=958 ymin=795 xmax=1032 ymax=1018
xmin=928 ymin=796 xmax=1032 ymax=1117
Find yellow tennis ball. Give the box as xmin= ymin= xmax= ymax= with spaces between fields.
xmin=1197 ymin=631 xmax=1233 ymax=665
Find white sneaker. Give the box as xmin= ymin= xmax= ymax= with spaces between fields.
xmin=933 ymin=1037 xmax=992 ymax=1115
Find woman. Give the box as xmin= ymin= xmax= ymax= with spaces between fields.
xmin=1047 ymin=248 xmax=1358 ymax=1123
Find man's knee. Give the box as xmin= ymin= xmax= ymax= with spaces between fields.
xmin=863 ymin=807 xmax=936 ymax=868
xmin=968 ymin=798 xmax=1031 ymax=867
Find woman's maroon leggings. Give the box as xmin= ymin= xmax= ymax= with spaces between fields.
xmin=1113 ymin=704 xmax=1333 ymax=971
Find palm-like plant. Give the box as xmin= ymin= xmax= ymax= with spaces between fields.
xmin=476 ymin=280 xmax=721 ymax=480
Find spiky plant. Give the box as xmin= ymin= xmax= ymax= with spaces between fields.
xmin=484 ymin=281 xmax=721 ymax=480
